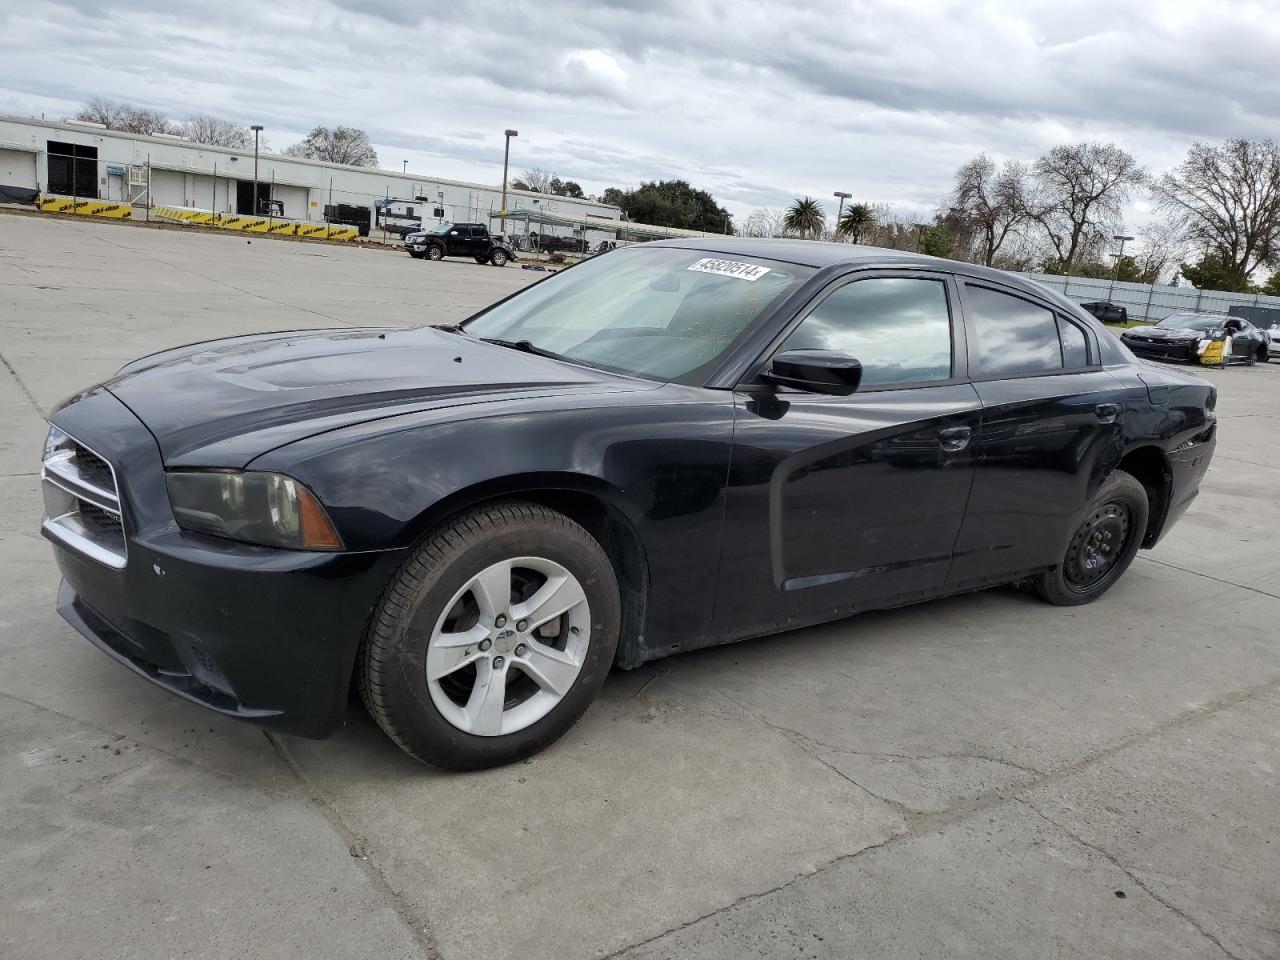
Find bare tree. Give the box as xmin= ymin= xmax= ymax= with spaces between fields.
xmin=1029 ymin=143 xmax=1146 ymax=274
xmin=512 ymin=167 xmax=555 ymax=193
xmin=949 ymin=155 xmax=1031 ymax=266
xmin=1130 ymin=219 xmax=1190 ymax=286
xmin=741 ymin=207 xmax=787 ymax=237
xmin=181 ymin=114 xmax=262 ymax=149
xmin=73 ymin=97 xmax=132 ymax=128
xmin=1153 ymin=138 xmax=1280 ymax=289
xmin=73 ymin=97 xmax=175 ymax=135
xmin=283 ymin=126 xmax=378 ymax=166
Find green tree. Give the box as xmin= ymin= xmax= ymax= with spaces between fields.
xmin=548 ymin=177 xmax=585 ymax=199
xmin=1179 ymin=252 xmax=1254 ymax=291
xmin=600 ymin=187 xmax=627 ymax=208
xmin=917 ymin=223 xmax=954 ymax=258
xmin=1261 ymin=271 xmax=1280 ymax=296
xmin=783 ymin=197 xmax=826 ymax=239
xmin=836 ymin=203 xmax=875 ymax=243
xmin=283 ymin=126 xmax=378 ymax=166
xmin=614 ymin=180 xmax=732 ymax=233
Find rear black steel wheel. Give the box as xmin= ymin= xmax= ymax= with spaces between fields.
xmin=1034 ymin=469 xmax=1148 ymax=606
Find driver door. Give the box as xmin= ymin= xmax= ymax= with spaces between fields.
xmin=713 ymin=271 xmax=983 ymax=638
xmin=444 ymin=227 xmax=468 ymax=256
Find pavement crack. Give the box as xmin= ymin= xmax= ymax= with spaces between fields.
xmin=1136 ymin=555 xmax=1280 ymax=600
xmin=264 ymin=731 xmax=442 ymax=960
xmin=1019 ymin=799 xmax=1246 ymax=960
xmin=594 ymin=831 xmax=907 ymax=960
xmin=0 ymin=351 xmax=43 ymax=414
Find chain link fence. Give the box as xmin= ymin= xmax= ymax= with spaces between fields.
xmin=1017 ymin=272 xmax=1280 ymax=322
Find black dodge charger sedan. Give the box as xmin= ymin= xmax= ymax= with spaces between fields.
xmin=42 ymin=240 xmax=1217 ymax=769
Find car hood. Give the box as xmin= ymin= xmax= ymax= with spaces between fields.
xmin=105 ymin=326 xmax=648 ymax=466
xmin=1124 ymin=325 xmax=1203 ymax=339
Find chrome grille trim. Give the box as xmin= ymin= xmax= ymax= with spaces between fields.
xmin=42 ymin=430 xmax=127 ymax=569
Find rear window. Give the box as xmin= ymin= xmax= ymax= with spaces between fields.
xmin=966 ymin=285 xmax=1063 ymax=376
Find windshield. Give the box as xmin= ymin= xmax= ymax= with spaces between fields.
xmin=424 ymin=222 xmax=452 ymax=235
xmin=1155 ymin=314 xmax=1223 ymax=332
xmin=463 ymin=246 xmax=812 ymax=382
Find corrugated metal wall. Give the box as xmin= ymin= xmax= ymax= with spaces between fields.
xmin=1018 ymin=272 xmax=1280 ymax=321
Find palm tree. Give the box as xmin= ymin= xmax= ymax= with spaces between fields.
xmin=837 ymin=203 xmax=875 ymax=244
xmin=784 ymin=197 xmax=826 ymax=239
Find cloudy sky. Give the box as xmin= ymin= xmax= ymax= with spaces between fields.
xmin=2 ymin=0 xmax=1278 ymax=226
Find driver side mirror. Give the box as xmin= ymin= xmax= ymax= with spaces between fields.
xmin=760 ymin=349 xmax=862 ymax=396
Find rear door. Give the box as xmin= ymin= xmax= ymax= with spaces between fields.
xmin=715 ymin=270 xmax=984 ymax=637
xmin=948 ymin=281 xmax=1127 ymax=585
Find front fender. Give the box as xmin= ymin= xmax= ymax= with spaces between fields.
xmin=249 ymin=388 xmax=737 ymax=655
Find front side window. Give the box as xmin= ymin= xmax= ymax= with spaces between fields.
xmin=779 ymin=277 xmax=953 ymax=388
xmin=967 ymin=285 xmax=1063 ymax=376
xmin=464 ymin=247 xmax=811 ymax=382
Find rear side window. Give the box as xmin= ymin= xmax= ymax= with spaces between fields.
xmin=1058 ymin=317 xmax=1089 ymax=367
xmin=966 ymin=285 xmax=1063 ymax=376
xmin=780 ymin=277 xmax=953 ymax=388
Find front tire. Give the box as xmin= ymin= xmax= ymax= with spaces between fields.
xmin=1034 ymin=469 xmax=1148 ymax=606
xmin=491 ymin=249 xmax=509 ymax=267
xmin=359 ymin=502 xmax=620 ymax=770
xmin=425 ymin=244 xmax=444 ymax=261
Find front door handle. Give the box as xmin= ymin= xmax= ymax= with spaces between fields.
xmin=938 ymin=425 xmax=971 ymax=452
xmin=1095 ymin=403 xmax=1120 ymax=424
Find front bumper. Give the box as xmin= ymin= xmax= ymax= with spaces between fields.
xmin=44 ymin=388 xmax=406 ymax=737
xmin=1124 ymin=339 xmax=1198 ymax=362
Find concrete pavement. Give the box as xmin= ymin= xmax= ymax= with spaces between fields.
xmin=1 ymin=212 xmax=1276 ymax=960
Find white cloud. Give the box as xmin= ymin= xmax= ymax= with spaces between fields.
xmin=1 ymin=0 xmax=1277 ymax=234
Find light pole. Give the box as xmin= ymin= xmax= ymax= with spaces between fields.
xmin=833 ymin=191 xmax=851 ymax=239
xmin=1108 ymin=233 xmax=1135 ymax=299
xmin=500 ymin=129 xmax=518 ymax=233
xmin=250 ymin=125 xmax=263 ymax=215
xmin=402 ymin=160 xmax=407 ymax=174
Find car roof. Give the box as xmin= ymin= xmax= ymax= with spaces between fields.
xmin=643 ymin=237 xmax=1079 ymax=310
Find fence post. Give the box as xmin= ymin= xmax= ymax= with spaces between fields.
xmin=1194 ymin=288 xmax=1203 ymax=313
xmin=1143 ymin=283 xmax=1154 ymax=322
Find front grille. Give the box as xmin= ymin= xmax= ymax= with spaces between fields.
xmin=42 ymin=431 xmax=127 ymax=568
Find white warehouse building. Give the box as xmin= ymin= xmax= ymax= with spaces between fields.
xmin=0 ymin=115 xmax=717 ymax=247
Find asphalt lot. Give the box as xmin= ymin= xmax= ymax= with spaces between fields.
xmin=1 ymin=212 xmax=1278 ymax=960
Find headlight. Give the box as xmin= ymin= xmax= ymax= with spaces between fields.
xmin=45 ymin=424 xmax=74 ymax=460
xmin=166 ymin=471 xmax=342 ymax=550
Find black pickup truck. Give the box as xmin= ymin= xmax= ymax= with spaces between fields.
xmin=404 ymin=222 xmax=516 ymax=266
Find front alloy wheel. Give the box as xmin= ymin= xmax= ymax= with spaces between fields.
xmin=426 ymin=244 xmax=444 ymax=261
xmin=426 ymin=557 xmax=591 ymax=736
xmin=360 ymin=502 xmax=620 ymax=769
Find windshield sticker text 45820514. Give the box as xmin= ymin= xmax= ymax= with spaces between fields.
xmin=686 ymin=258 xmax=771 ymax=282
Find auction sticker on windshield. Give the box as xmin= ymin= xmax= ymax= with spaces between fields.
xmin=687 ymin=258 xmax=771 ymax=281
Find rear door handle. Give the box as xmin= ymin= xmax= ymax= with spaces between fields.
xmin=938 ymin=426 xmax=971 ymax=452
xmin=1095 ymin=403 xmax=1120 ymax=424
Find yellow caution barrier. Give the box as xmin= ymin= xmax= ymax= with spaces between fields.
xmin=37 ymin=195 xmax=132 ymax=219
xmin=132 ymin=202 xmax=358 ymax=241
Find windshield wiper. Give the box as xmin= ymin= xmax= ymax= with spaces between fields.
xmin=478 ymin=337 xmax=572 ymax=363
